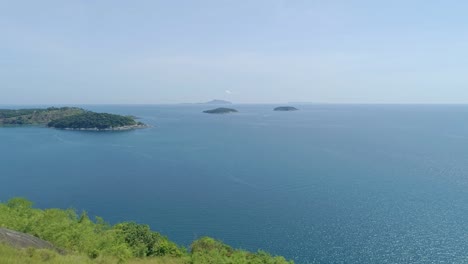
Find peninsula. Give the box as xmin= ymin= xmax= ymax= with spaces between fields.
xmin=274 ymin=106 xmax=298 ymax=111
xmin=0 ymin=107 xmax=146 ymax=131
xmin=203 ymin=107 xmax=238 ymax=114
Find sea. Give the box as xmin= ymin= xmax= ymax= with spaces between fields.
xmin=2 ymin=104 xmax=468 ymax=263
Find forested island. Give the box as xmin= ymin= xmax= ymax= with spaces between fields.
xmin=0 ymin=107 xmax=85 ymax=125
xmin=48 ymin=112 xmax=146 ymax=130
xmin=203 ymin=107 xmax=238 ymax=114
xmin=0 ymin=198 xmax=293 ymax=264
xmin=0 ymin=107 xmax=146 ymax=131
xmin=274 ymin=106 xmax=298 ymax=111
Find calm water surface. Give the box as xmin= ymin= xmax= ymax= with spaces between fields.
xmin=2 ymin=104 xmax=468 ymax=263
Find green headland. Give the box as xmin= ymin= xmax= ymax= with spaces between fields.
xmin=0 ymin=107 xmax=146 ymax=131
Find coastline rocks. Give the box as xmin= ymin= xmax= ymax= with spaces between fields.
xmin=0 ymin=228 xmax=60 ymax=252
xmin=60 ymin=124 xmax=149 ymax=131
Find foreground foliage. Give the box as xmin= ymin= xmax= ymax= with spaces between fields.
xmin=0 ymin=198 xmax=292 ymax=264
xmin=0 ymin=243 xmax=186 ymax=264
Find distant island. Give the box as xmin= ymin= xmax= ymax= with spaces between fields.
xmin=203 ymin=107 xmax=238 ymax=114
xmin=0 ymin=107 xmax=146 ymax=131
xmin=202 ymin=99 xmax=232 ymax=105
xmin=274 ymin=106 xmax=298 ymax=111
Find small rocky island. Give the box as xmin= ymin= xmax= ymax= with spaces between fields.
xmin=0 ymin=107 xmax=146 ymax=131
xmin=274 ymin=106 xmax=298 ymax=111
xmin=203 ymin=107 xmax=238 ymax=114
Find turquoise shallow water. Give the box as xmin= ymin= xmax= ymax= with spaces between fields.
xmin=2 ymin=104 xmax=468 ymax=263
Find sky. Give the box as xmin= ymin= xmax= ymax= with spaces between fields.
xmin=2 ymin=0 xmax=468 ymax=104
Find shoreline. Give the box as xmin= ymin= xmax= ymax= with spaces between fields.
xmin=58 ymin=124 xmax=149 ymax=131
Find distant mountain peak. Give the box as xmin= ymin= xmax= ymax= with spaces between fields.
xmin=203 ymin=99 xmax=232 ymax=105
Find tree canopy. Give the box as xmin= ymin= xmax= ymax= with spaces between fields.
xmin=47 ymin=112 xmax=138 ymax=129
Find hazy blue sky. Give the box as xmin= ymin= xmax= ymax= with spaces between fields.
xmin=2 ymin=0 xmax=468 ymax=104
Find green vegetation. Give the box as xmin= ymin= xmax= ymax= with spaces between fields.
xmin=0 ymin=243 xmax=186 ymax=264
xmin=273 ymin=107 xmax=298 ymax=111
xmin=48 ymin=112 xmax=143 ymax=130
xmin=0 ymin=107 xmax=145 ymax=130
xmin=203 ymin=108 xmax=238 ymax=114
xmin=0 ymin=198 xmax=293 ymax=264
xmin=0 ymin=107 xmax=85 ymax=125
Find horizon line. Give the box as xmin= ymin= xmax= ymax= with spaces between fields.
xmin=3 ymin=102 xmax=468 ymax=106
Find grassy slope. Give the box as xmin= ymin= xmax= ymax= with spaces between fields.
xmin=0 ymin=243 xmax=186 ymax=264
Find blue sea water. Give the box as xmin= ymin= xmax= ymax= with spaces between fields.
xmin=2 ymin=104 xmax=468 ymax=263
